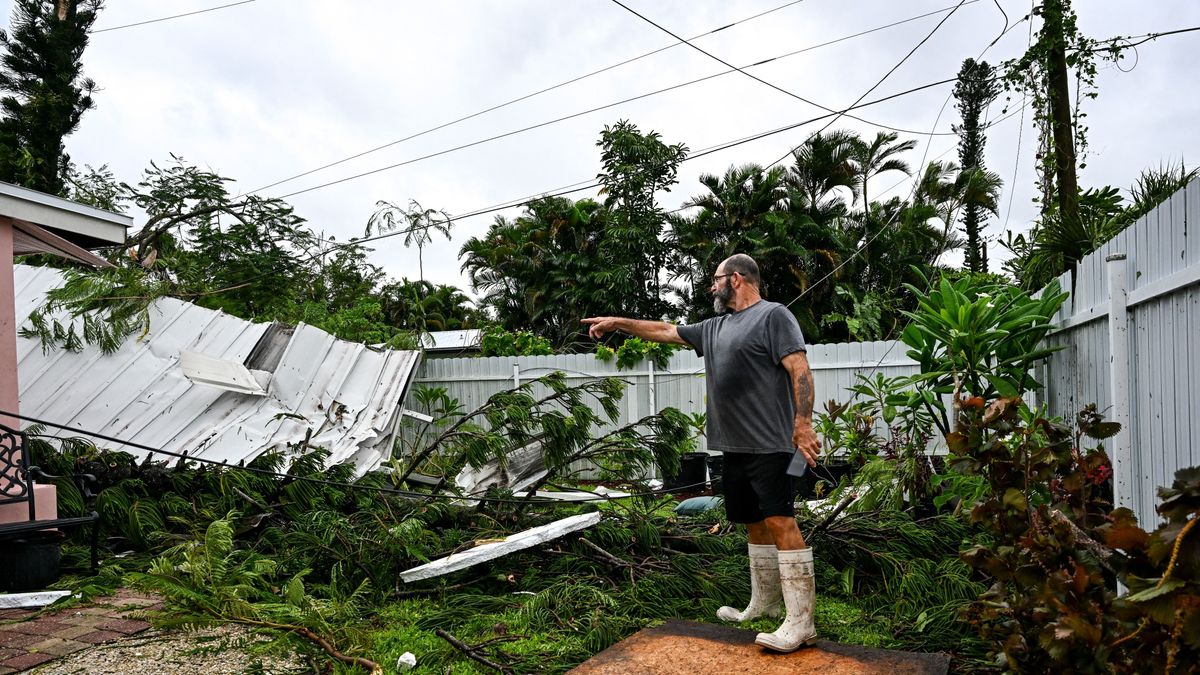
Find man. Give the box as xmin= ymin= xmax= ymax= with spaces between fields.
xmin=582 ymin=254 xmax=820 ymax=652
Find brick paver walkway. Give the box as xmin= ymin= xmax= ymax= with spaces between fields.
xmin=0 ymin=589 xmax=159 ymax=673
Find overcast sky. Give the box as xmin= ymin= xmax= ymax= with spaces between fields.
xmin=5 ymin=0 xmax=1198 ymax=293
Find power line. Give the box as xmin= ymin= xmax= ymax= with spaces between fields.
xmin=128 ymin=75 xmax=967 ymax=308
xmin=764 ymin=0 xmax=976 ymax=170
xmin=999 ymin=0 xmax=1037 ymax=246
xmin=610 ymin=0 xmax=975 ymax=141
xmin=91 ymin=0 xmax=259 ymax=33
xmin=835 ymin=1 xmax=1029 ymax=384
xmin=254 ymin=0 xmax=976 ymax=195
xmin=249 ymin=0 xmax=808 ymax=193
xmin=7 ymin=410 xmax=709 ymax=506
xmin=275 ymin=74 xmax=961 ymax=201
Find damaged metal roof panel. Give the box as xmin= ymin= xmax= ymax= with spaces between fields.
xmin=13 ymin=264 xmax=421 ymax=474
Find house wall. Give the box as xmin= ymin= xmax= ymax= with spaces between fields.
xmin=0 ymin=218 xmax=16 ymax=425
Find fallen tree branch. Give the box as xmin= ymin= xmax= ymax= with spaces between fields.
xmin=436 ymin=628 xmax=514 ymax=674
xmin=1047 ymin=508 xmax=1123 ymax=573
xmin=233 ymin=618 xmax=382 ymax=675
xmin=579 ymin=537 xmax=632 ymax=568
xmin=805 ymin=493 xmax=858 ymax=540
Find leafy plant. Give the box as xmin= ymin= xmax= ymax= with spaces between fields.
xmin=900 ymin=270 xmax=1067 ymax=436
xmin=593 ymin=336 xmax=677 ymax=370
xmin=952 ymin=398 xmax=1200 ymax=672
xmin=479 ymin=325 xmax=554 ymax=356
xmin=132 ymin=516 xmax=384 ymax=673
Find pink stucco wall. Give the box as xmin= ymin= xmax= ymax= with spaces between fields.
xmin=1 ymin=217 xmax=16 ymax=425
xmin=0 ymin=219 xmax=58 ymax=523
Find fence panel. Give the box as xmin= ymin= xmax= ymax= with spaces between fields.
xmin=1042 ymin=176 xmax=1200 ymax=528
xmin=404 ymin=341 xmax=919 ymax=479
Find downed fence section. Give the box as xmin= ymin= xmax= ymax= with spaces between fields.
xmin=13 ymin=264 xmax=422 ymax=475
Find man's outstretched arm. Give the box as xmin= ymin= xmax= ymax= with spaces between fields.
xmin=581 ymin=317 xmax=688 ymax=345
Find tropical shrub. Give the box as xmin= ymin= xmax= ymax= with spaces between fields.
xmin=900 ymin=270 xmax=1067 ymax=437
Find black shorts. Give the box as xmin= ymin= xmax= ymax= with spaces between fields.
xmin=722 ymin=451 xmax=795 ymax=524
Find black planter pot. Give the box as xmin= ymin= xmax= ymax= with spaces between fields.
xmin=0 ymin=530 xmax=65 ymax=592
xmin=794 ymin=461 xmax=857 ymax=499
xmin=664 ymin=452 xmax=709 ymax=493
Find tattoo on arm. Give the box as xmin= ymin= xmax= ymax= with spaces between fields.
xmin=794 ymin=369 xmax=814 ymax=420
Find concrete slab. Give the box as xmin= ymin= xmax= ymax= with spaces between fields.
xmin=569 ymin=620 xmax=950 ymax=675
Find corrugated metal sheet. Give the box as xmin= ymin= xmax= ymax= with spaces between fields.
xmin=422 ymin=329 xmax=481 ymax=352
xmin=14 ymin=264 xmax=422 ymax=475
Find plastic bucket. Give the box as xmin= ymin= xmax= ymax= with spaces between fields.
xmin=0 ymin=530 xmax=64 ymax=592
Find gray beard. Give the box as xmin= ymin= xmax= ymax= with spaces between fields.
xmin=712 ymin=282 xmax=733 ymax=315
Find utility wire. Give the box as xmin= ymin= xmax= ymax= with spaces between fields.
xmin=92 ymin=0 xmax=259 ymax=33
xmin=167 ymin=75 xmax=999 ymax=304
xmin=275 ymin=74 xmax=960 ymax=201
xmin=765 ymin=0 xmax=975 ymax=170
xmin=7 ymin=410 xmax=709 ymax=506
xmin=610 ymin=0 xmax=976 ymax=140
xmin=839 ymin=1 xmax=1030 ymax=384
xmin=270 ymin=3 xmax=980 ymax=200
xmin=250 ymin=0 xmax=809 ymax=193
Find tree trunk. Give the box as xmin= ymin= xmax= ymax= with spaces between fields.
xmin=1044 ymin=0 xmax=1081 ymax=238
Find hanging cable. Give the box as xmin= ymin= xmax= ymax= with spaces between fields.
xmin=249 ymin=0 xmax=810 ymax=193
xmin=92 ymin=0 xmax=260 ymax=33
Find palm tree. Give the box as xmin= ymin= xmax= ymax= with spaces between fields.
xmin=849 ymin=131 xmax=917 ymax=211
xmin=784 ymin=130 xmax=859 ymax=224
xmin=368 ymin=199 xmax=453 ymax=282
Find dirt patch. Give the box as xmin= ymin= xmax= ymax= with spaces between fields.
xmin=32 ymin=625 xmax=306 ymax=675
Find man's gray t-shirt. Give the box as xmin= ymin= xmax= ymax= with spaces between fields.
xmin=676 ymin=301 xmax=807 ymax=455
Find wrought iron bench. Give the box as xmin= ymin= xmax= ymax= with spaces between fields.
xmin=0 ymin=423 xmax=100 ymax=572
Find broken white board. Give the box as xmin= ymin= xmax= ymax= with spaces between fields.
xmin=453 ymin=441 xmax=547 ymax=497
xmin=0 ymin=590 xmax=72 ymax=609
xmin=399 ymin=511 xmax=602 ymax=583
xmin=512 ymin=487 xmax=632 ymax=502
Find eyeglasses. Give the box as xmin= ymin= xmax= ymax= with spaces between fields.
xmin=712 ymin=272 xmax=738 ymax=284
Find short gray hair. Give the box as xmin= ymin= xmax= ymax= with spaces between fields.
xmin=723 ymin=254 xmax=761 ymax=288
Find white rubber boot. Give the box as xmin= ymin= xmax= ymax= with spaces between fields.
xmin=716 ymin=543 xmax=782 ymax=622
xmin=755 ymin=547 xmax=817 ymax=652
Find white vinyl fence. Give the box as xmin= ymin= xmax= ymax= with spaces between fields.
xmin=1037 ymin=176 xmax=1200 ymax=529
xmin=402 ymin=342 xmax=919 ymax=478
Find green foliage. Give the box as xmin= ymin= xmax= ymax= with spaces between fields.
xmin=597 ymin=119 xmax=688 ymax=324
xmin=399 ymin=373 xmax=697 ymax=500
xmin=20 ymin=264 xmax=172 ymax=353
xmin=951 ymin=397 xmax=1200 ymax=672
xmin=900 ymin=269 xmax=1067 ymax=436
xmin=593 ymin=336 xmax=677 ymax=370
xmin=0 ymin=0 xmax=102 ymax=194
xmin=953 ymin=58 xmax=1001 ymax=273
xmin=20 ymin=155 xmax=480 ymax=353
xmin=367 ymin=198 xmax=452 ymax=282
xmin=478 ymin=325 xmax=554 ymax=356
